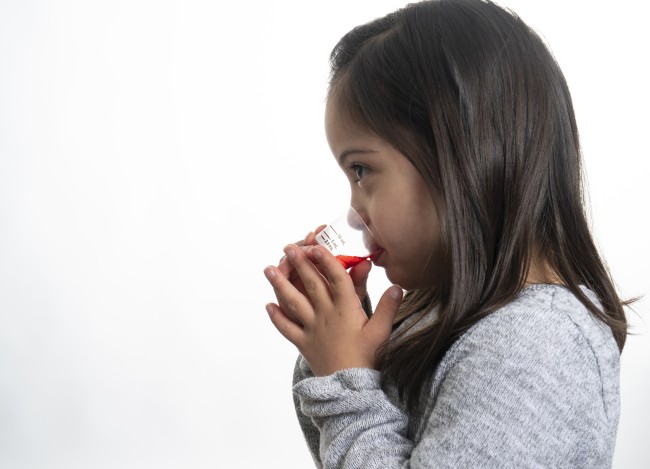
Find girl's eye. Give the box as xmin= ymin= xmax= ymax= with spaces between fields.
xmin=351 ymin=164 xmax=370 ymax=181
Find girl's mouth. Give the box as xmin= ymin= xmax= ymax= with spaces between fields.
xmin=370 ymin=248 xmax=385 ymax=265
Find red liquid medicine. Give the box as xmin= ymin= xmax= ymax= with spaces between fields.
xmin=336 ymin=255 xmax=369 ymax=269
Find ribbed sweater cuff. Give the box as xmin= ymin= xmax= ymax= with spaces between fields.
xmin=293 ymin=368 xmax=381 ymax=399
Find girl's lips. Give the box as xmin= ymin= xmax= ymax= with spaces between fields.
xmin=370 ymin=248 xmax=385 ymax=265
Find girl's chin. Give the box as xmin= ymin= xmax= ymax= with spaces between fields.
xmin=384 ymin=267 xmax=411 ymax=289
xmin=385 ymin=266 xmax=435 ymax=291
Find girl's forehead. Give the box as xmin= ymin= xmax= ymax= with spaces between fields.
xmin=325 ymin=95 xmax=369 ymax=135
xmin=326 ymin=80 xmax=362 ymax=121
xmin=325 ymin=102 xmax=372 ymax=143
xmin=325 ymin=95 xmax=349 ymax=122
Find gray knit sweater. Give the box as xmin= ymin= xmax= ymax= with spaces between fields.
xmin=292 ymin=284 xmax=620 ymax=468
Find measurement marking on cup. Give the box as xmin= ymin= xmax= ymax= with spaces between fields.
xmin=319 ymin=232 xmax=336 ymax=252
xmin=327 ymin=229 xmax=342 ymax=249
xmin=315 ymin=207 xmax=373 ymax=266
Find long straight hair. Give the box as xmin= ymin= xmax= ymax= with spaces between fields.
xmin=328 ymin=0 xmax=635 ymax=413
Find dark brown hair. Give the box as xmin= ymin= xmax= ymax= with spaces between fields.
xmin=328 ymin=0 xmax=636 ymax=413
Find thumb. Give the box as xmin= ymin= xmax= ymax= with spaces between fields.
xmin=366 ymin=285 xmax=403 ymax=338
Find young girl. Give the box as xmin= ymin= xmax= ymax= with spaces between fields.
xmin=263 ymin=0 xmax=632 ymax=466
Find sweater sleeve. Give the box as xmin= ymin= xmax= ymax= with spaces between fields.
xmin=292 ymin=305 xmax=617 ymax=468
xmin=294 ymin=364 xmax=412 ymax=468
xmin=292 ymin=355 xmax=324 ymax=468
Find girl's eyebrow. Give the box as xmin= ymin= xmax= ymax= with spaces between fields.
xmin=338 ymin=148 xmax=377 ymax=165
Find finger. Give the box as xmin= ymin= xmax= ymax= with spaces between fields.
xmin=277 ymin=233 xmax=312 ymax=264
xmin=278 ymin=225 xmax=328 ymax=266
xmin=266 ymin=303 xmax=305 ymax=348
xmin=271 ymin=269 xmax=305 ymax=325
xmin=349 ymin=259 xmax=372 ymax=300
xmin=305 ymin=224 xmax=328 ymax=245
xmin=308 ymin=245 xmax=356 ymax=298
xmin=277 ymin=255 xmax=294 ymax=276
xmin=365 ymin=285 xmax=403 ymax=339
xmin=277 ymin=245 xmax=311 ymax=276
xmin=283 ymin=244 xmax=330 ymax=303
xmin=264 ymin=264 xmax=314 ymax=325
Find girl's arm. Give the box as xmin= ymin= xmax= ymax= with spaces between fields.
xmin=293 ymin=365 xmax=411 ymax=468
xmin=265 ymin=243 xmax=405 ymax=466
xmin=292 ymin=354 xmax=323 ymax=468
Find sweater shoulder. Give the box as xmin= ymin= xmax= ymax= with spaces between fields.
xmin=458 ymin=284 xmax=618 ymax=358
xmin=411 ymin=285 xmax=621 ymax=466
xmin=437 ymin=284 xmax=620 ymax=419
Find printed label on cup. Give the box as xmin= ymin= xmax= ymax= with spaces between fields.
xmin=315 ymin=207 xmax=375 ymax=269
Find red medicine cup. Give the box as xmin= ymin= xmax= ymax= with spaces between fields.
xmin=315 ymin=207 xmax=377 ymax=269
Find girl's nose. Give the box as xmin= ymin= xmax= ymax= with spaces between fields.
xmin=347 ymin=206 xmax=369 ymax=231
xmin=347 ymin=206 xmax=376 ymax=251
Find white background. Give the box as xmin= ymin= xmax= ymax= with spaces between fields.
xmin=0 ymin=1 xmax=648 ymax=468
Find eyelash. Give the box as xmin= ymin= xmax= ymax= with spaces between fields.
xmin=350 ymin=163 xmax=370 ymax=182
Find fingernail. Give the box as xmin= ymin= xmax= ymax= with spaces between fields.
xmin=389 ymin=285 xmax=402 ymax=300
xmin=312 ymin=247 xmax=322 ymax=259
xmin=284 ymin=245 xmax=296 ymax=259
xmin=265 ymin=304 xmax=274 ymax=316
xmin=264 ymin=266 xmax=276 ymax=279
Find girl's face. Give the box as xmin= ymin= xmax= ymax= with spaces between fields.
xmin=324 ymin=99 xmax=440 ymax=289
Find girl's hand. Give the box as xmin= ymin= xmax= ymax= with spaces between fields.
xmin=274 ymin=226 xmax=325 ymax=326
xmin=277 ymin=226 xmax=374 ymax=317
xmin=276 ymin=225 xmax=326 ymax=278
xmin=264 ymin=244 xmax=403 ymax=376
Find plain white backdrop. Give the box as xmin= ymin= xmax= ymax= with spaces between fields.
xmin=0 ymin=1 xmax=648 ymax=468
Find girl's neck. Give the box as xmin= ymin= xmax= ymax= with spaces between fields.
xmin=524 ymin=257 xmax=564 ymax=286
